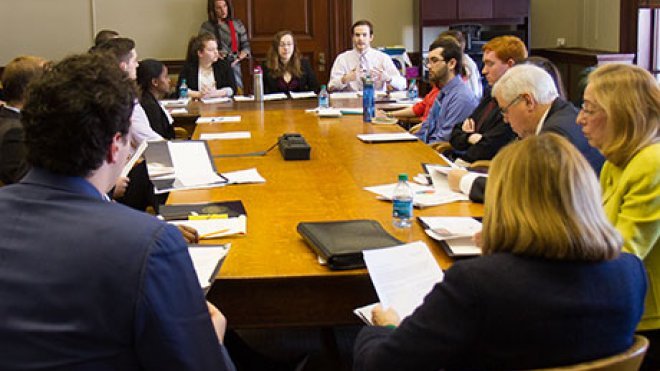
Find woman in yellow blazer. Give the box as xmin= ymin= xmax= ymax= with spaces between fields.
xmin=577 ymin=63 xmax=660 ymax=366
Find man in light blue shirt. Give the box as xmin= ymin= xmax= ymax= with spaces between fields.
xmin=415 ymin=38 xmax=479 ymax=144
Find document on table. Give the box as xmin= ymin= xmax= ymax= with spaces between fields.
xmin=188 ymin=244 xmax=230 ymax=290
xmin=264 ymin=93 xmax=289 ymax=101
xmin=170 ymin=215 xmax=247 ymax=240
xmin=317 ymin=108 xmax=343 ymax=117
xmin=418 ymin=217 xmax=482 ymax=257
xmin=357 ymin=132 xmax=418 ymax=143
xmin=168 ymin=141 xmax=226 ymax=187
xmin=233 ymin=95 xmax=255 ymax=102
xmin=196 ymin=116 xmax=241 ymax=124
xmin=362 ymin=241 xmax=444 ymax=320
xmin=200 ymin=131 xmax=251 ymax=140
xmin=364 ymin=182 xmax=467 ymax=207
xmin=222 ymin=168 xmax=266 ymax=184
xmin=424 ymin=164 xmax=471 ymax=200
xmin=330 ymin=92 xmax=359 ymax=99
xmin=200 ymin=97 xmax=231 ymax=104
xmin=340 ymin=107 xmax=363 ymax=115
xmin=289 ymin=91 xmax=317 ymax=99
xmin=160 ymin=98 xmax=189 ymax=108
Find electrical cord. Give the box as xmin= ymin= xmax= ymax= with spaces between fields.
xmin=213 ymin=141 xmax=278 ymax=158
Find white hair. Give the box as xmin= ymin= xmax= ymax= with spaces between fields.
xmin=492 ymin=64 xmax=558 ymax=105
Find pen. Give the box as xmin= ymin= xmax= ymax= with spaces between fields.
xmin=199 ymin=228 xmax=231 ymax=239
xmin=416 ymin=190 xmax=434 ymax=194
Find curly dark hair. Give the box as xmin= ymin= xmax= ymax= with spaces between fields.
xmin=22 ymin=53 xmax=135 ymax=177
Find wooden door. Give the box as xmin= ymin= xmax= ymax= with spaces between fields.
xmin=232 ymin=0 xmax=351 ymax=94
xmin=458 ymin=0 xmax=493 ymax=20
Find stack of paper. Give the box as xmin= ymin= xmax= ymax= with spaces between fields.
xmin=317 ymin=108 xmax=343 ymax=118
xmin=200 ymin=96 xmax=231 ymax=104
xmin=264 ymin=93 xmax=289 ymax=101
xmin=357 ymin=132 xmax=418 ymax=143
xmin=289 ymin=91 xmax=317 ymax=99
xmin=222 ymin=168 xmax=266 ymax=184
xmin=355 ymin=241 xmax=444 ymax=324
xmin=330 ymin=92 xmax=359 ymax=99
xmin=233 ymin=95 xmax=255 ymax=102
xmin=170 ymin=215 xmax=247 ymax=240
xmin=160 ymin=98 xmax=189 ymax=108
xmin=200 ymin=132 xmax=251 ymax=140
xmin=196 ymin=116 xmax=241 ymax=124
xmin=364 ymin=183 xmax=467 ymax=207
xmin=418 ymin=217 xmax=482 ymax=257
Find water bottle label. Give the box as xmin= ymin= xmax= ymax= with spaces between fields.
xmin=393 ymin=199 xmax=413 ymax=218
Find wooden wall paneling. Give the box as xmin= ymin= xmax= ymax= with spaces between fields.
xmin=458 ymin=0 xmax=493 ymax=20
xmin=420 ymin=0 xmax=457 ymax=24
xmin=493 ymin=0 xmax=529 ymax=19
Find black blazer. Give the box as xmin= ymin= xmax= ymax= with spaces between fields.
xmin=468 ymin=98 xmax=605 ymax=203
xmin=175 ymin=59 xmax=237 ymax=98
xmin=139 ymin=91 xmax=175 ymax=140
xmin=0 ymin=106 xmax=28 ymax=184
xmin=262 ymin=58 xmax=320 ymax=94
xmin=449 ymin=90 xmax=517 ymax=162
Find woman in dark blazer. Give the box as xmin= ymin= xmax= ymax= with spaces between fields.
xmin=136 ymin=59 xmax=174 ymax=139
xmin=262 ymin=30 xmax=319 ymax=94
xmin=176 ymin=33 xmax=236 ymax=99
xmin=353 ymin=134 xmax=646 ymax=371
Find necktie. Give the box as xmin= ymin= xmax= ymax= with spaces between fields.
xmin=475 ymin=99 xmax=497 ymax=132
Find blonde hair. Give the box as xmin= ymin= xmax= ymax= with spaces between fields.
xmin=482 ymin=133 xmax=622 ymax=261
xmin=587 ymin=63 xmax=660 ymax=167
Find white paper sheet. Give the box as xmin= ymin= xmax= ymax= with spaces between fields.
xmin=289 ymin=91 xmax=317 ymax=99
xmin=425 ymin=165 xmax=471 ymax=200
xmin=330 ymin=92 xmax=359 ymax=99
xmin=168 ymin=141 xmax=225 ymax=187
xmin=200 ymin=97 xmax=231 ymax=104
xmin=317 ymin=108 xmax=343 ymax=117
xmin=264 ymin=93 xmax=289 ymax=101
xmin=169 ymin=108 xmax=188 ymax=115
xmin=160 ymin=98 xmax=189 ymax=108
xmin=363 ymin=242 xmax=444 ymax=319
xmin=233 ymin=95 xmax=255 ymax=102
xmin=187 ymin=244 xmax=230 ymax=289
xmin=418 ymin=217 xmax=482 ymax=240
xmin=357 ymin=133 xmax=418 ymax=143
xmin=222 ymin=168 xmax=266 ymax=184
xmin=200 ymin=132 xmax=251 ymax=140
xmin=339 ymin=107 xmax=363 ymax=115
xmin=170 ymin=215 xmax=246 ymax=240
xmin=364 ymin=183 xmax=467 ymax=207
xmin=196 ymin=116 xmax=241 ymax=124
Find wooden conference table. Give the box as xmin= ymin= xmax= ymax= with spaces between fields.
xmin=169 ymin=98 xmax=484 ymax=328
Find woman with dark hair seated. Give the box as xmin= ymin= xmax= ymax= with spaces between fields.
xmin=136 ymin=59 xmax=174 ymax=140
xmin=353 ymin=133 xmax=646 ymax=370
xmin=176 ymin=33 xmax=236 ymax=99
xmin=262 ymin=30 xmax=319 ymax=94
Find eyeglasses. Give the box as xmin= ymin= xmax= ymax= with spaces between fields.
xmin=423 ymin=57 xmax=445 ymax=66
xmin=580 ymin=103 xmax=602 ymax=116
xmin=500 ymin=95 xmax=523 ymax=116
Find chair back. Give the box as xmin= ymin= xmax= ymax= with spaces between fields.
xmin=531 ymin=335 xmax=649 ymax=371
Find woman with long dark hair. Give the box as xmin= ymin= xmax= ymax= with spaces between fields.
xmin=262 ymin=30 xmax=319 ymax=94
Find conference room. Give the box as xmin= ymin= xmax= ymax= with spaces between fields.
xmin=1 ymin=0 xmax=659 ymax=370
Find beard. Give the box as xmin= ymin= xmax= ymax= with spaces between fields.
xmin=430 ymin=64 xmax=450 ymax=86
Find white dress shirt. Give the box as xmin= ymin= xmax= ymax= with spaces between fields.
xmin=328 ymin=48 xmax=406 ymax=92
xmin=129 ymin=101 xmax=163 ymax=149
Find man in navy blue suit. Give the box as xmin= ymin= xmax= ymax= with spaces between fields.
xmin=0 ymin=53 xmax=235 ymax=370
xmin=448 ymin=64 xmax=604 ymax=203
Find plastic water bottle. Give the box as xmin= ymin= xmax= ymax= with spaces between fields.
xmin=318 ymin=84 xmax=329 ymax=109
xmin=253 ymin=66 xmax=264 ymax=102
xmin=393 ymin=173 xmax=413 ymax=228
xmin=179 ymin=78 xmax=189 ymax=99
xmin=407 ymin=79 xmax=418 ymax=100
xmin=362 ymin=74 xmax=375 ymax=122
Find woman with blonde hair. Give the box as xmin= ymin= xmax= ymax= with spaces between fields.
xmin=577 ymin=63 xmax=660 ymax=366
xmin=353 ymin=134 xmax=646 ymax=370
xmin=262 ymin=30 xmax=319 ymax=94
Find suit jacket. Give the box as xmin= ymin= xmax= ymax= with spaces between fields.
xmin=140 ymin=91 xmax=175 ymax=140
xmin=0 ymin=168 xmax=235 ymax=371
xmin=0 ymin=106 xmax=29 ymax=184
xmin=262 ymin=58 xmax=320 ymax=94
xmin=176 ymin=59 xmax=237 ymax=98
xmin=468 ymin=98 xmax=605 ymax=203
xmin=601 ymin=143 xmax=660 ymax=331
xmin=449 ymin=89 xmax=517 ymax=162
xmin=354 ymin=252 xmax=646 ymax=371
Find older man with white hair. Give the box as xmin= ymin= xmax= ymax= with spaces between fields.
xmin=448 ymin=64 xmax=604 ymax=202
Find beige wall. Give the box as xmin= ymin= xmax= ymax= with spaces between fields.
xmin=0 ymin=0 xmax=206 ymax=65
xmin=0 ymin=0 xmax=622 ymax=66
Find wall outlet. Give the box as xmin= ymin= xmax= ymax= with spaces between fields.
xmin=556 ymin=38 xmax=566 ymax=47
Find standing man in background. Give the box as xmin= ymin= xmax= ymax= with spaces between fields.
xmin=328 ymin=19 xmax=406 ymax=92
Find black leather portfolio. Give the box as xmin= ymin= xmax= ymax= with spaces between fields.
xmin=297 ymin=220 xmax=402 ymax=270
